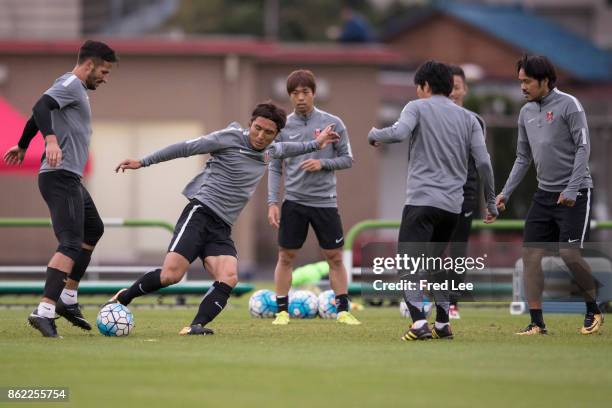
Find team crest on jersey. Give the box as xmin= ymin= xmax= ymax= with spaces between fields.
xmin=546 ymin=111 xmax=554 ymax=123
xmin=263 ymin=150 xmax=271 ymax=163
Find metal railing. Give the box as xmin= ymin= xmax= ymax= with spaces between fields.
xmin=342 ymin=219 xmax=612 ymax=282
xmin=0 ymin=217 xmax=174 ymax=232
xmin=0 ymin=217 xmax=257 ymax=299
xmin=0 ymin=217 xmax=174 ymax=280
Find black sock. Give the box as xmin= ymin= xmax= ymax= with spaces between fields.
xmin=276 ymin=295 xmax=288 ymax=313
xmin=529 ymin=309 xmax=545 ymax=327
xmin=586 ymin=301 xmax=600 ymax=314
xmin=191 ymin=281 xmax=233 ymax=326
xmin=43 ymin=267 xmax=68 ymax=301
xmin=435 ymin=304 xmax=450 ymax=323
xmin=405 ymin=299 xmax=426 ymax=322
xmin=118 ymin=269 xmax=163 ymax=306
xmin=335 ymin=294 xmax=350 ymax=313
xmin=68 ymin=248 xmax=92 ymax=282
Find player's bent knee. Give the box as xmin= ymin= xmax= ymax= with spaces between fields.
xmin=559 ymin=248 xmax=581 ymax=265
xmin=324 ymin=249 xmax=343 ymax=266
xmin=216 ymin=264 xmax=238 ymax=287
xmin=278 ymin=249 xmax=297 ymax=266
xmin=220 ymin=272 xmax=238 ymax=288
xmin=160 ymin=271 xmax=182 ymax=286
xmin=160 ymin=265 xmax=186 ymax=285
xmin=522 ymin=247 xmax=544 ymax=267
xmin=57 ymin=239 xmax=82 ymax=261
xmin=84 ymin=219 xmax=105 ymax=246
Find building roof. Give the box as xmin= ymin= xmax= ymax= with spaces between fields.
xmin=384 ymin=2 xmax=612 ymax=81
xmin=0 ymin=37 xmax=403 ymax=65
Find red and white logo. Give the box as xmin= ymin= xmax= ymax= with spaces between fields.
xmin=546 ymin=111 xmax=554 ymax=123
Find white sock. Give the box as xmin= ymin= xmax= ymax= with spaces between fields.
xmin=37 ymin=302 xmax=56 ymax=318
xmin=60 ymin=288 xmax=78 ymax=305
xmin=435 ymin=321 xmax=449 ymax=330
xmin=412 ymin=319 xmax=428 ymax=329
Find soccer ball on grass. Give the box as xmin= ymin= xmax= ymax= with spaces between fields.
xmin=96 ymin=303 xmax=134 ymax=337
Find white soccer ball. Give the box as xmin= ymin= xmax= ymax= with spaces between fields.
xmin=318 ymin=289 xmax=350 ymax=319
xmin=399 ymin=300 xmax=433 ymax=319
xmin=248 ymin=289 xmax=278 ymax=318
xmin=288 ymin=290 xmax=318 ymax=318
xmin=96 ymin=303 xmax=134 ymax=337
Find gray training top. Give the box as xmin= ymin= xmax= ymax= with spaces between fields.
xmin=368 ymin=95 xmax=497 ymax=216
xmin=140 ymin=123 xmax=320 ymax=226
xmin=40 ymin=73 xmax=92 ymax=177
xmin=501 ymin=88 xmax=593 ymax=202
xmin=268 ymin=107 xmax=353 ymax=207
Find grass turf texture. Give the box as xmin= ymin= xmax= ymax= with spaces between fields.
xmin=0 ymin=296 xmax=610 ymax=408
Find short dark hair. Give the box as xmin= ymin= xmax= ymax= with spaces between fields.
xmin=414 ymin=60 xmax=453 ymax=96
xmin=449 ymin=64 xmax=466 ymax=81
xmin=516 ymin=54 xmax=556 ymax=90
xmin=78 ymin=40 xmax=118 ymax=65
xmin=286 ymin=69 xmax=316 ymax=94
xmin=251 ymin=102 xmax=287 ymax=133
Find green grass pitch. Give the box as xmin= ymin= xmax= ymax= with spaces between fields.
xmin=0 ymin=294 xmax=610 ymax=408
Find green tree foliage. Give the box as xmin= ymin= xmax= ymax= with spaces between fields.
xmin=166 ymin=0 xmax=413 ymax=41
xmin=167 ymin=0 xmax=265 ymax=37
xmin=278 ymin=0 xmax=344 ymax=42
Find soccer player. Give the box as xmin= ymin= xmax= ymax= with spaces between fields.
xmin=368 ymin=61 xmax=498 ymax=341
xmin=267 ymin=69 xmax=360 ymax=325
xmin=447 ymin=64 xmax=487 ymax=319
xmin=3 ymin=40 xmax=117 ymax=337
xmin=110 ymin=102 xmax=340 ymax=335
xmin=497 ymin=55 xmax=602 ymax=335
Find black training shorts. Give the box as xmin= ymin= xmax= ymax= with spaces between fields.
xmin=168 ymin=200 xmax=237 ymax=262
xmin=278 ymin=200 xmax=345 ymax=250
xmin=524 ymin=188 xmax=592 ymax=249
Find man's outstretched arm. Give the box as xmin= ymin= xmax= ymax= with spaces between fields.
xmin=368 ymin=101 xmax=418 ymax=146
xmin=269 ymin=124 xmax=339 ymax=160
xmin=115 ymin=131 xmax=227 ymax=172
